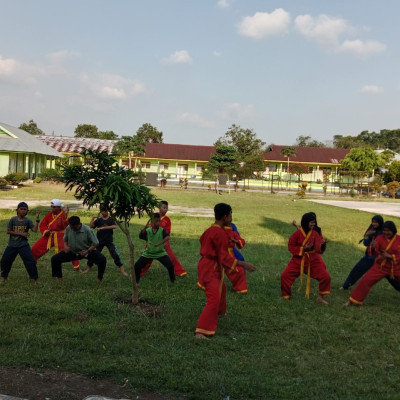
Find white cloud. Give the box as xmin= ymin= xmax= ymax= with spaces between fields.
xmin=216 ymin=102 xmax=255 ymax=120
xmin=46 ymin=50 xmax=80 ymax=64
xmin=80 ymin=72 xmax=146 ymax=101
xmin=338 ymin=39 xmax=387 ymax=57
xmin=216 ymin=0 xmax=231 ymax=9
xmin=177 ymin=112 xmax=214 ymax=128
xmin=295 ymin=14 xmax=351 ymax=46
xmin=238 ymin=9 xmax=291 ymax=40
xmin=213 ymin=50 xmax=222 ymax=57
xmin=360 ymin=85 xmax=384 ymax=94
xmin=161 ymin=50 xmax=193 ymax=64
xmin=0 ymin=55 xmax=44 ymax=84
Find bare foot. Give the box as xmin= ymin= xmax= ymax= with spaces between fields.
xmin=0 ymin=277 xmax=7 ymax=284
xmin=195 ymin=333 xmax=210 ymax=340
xmin=83 ymin=267 xmax=92 ymax=274
xmin=57 ymin=277 xmax=63 ymax=283
xmin=119 ymin=268 xmax=129 ymax=277
xmin=317 ymin=295 xmax=329 ymax=305
xmin=97 ymin=278 xmax=103 ymax=284
xmin=74 ymin=268 xmax=83 ymax=273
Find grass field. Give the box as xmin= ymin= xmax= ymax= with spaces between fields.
xmin=1 ymin=183 xmax=400 ymax=400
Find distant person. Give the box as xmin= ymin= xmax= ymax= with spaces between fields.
xmin=1 ymin=202 xmax=40 ymax=282
xmin=31 ymin=199 xmax=80 ymax=271
xmin=344 ymin=221 xmax=400 ymax=307
xmin=195 ymin=203 xmax=256 ymax=339
xmin=281 ymin=212 xmax=330 ymax=304
xmin=140 ymin=201 xmax=187 ymax=277
xmin=51 ymin=216 xmax=106 ymax=282
xmin=85 ymin=206 xmax=128 ymax=276
xmin=134 ymin=213 xmax=175 ymax=284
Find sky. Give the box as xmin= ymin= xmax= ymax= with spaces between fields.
xmin=1 ymin=0 xmax=399 ymax=146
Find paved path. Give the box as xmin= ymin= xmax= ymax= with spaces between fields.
xmin=309 ymin=199 xmax=400 ymax=217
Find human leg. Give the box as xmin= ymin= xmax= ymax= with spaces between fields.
xmin=134 ymin=256 xmax=152 ymax=283
xmin=0 ymin=246 xmax=19 ymax=279
xmin=341 ymin=256 xmax=374 ymax=289
xmin=226 ymin=266 xmax=247 ymax=294
xmin=281 ymin=260 xmax=300 ymax=299
xmin=164 ymin=242 xmax=187 ymax=276
xmin=105 ymin=242 xmax=128 ymax=276
xmin=157 ymin=255 xmax=175 ymax=282
xmin=87 ymin=249 xmax=107 ymax=280
xmin=51 ymin=251 xmax=79 ymax=279
xmin=18 ymin=245 xmax=39 ymax=280
xmin=31 ymin=236 xmax=49 ymax=262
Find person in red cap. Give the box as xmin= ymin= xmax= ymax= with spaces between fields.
xmin=31 ymin=199 xmax=80 ymax=271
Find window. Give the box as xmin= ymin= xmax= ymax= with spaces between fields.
xmin=178 ymin=163 xmax=188 ymax=171
xmin=196 ymin=165 xmax=205 ymax=172
xmin=267 ymin=164 xmax=277 ymax=172
xmin=159 ymin=163 xmax=169 ymax=171
xmin=141 ymin=162 xmax=151 ymax=169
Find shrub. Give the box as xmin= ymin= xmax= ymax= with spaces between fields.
xmin=387 ymin=181 xmax=400 ymax=198
xmin=0 ymin=177 xmax=8 ymax=187
xmin=39 ymin=168 xmax=61 ymax=181
xmin=349 ymin=189 xmax=356 ymax=198
xmin=4 ymin=172 xmax=28 ymax=185
xmin=33 ymin=177 xmax=43 ymax=183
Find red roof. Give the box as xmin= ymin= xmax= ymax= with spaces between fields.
xmin=144 ymin=142 xmax=215 ymax=161
xmin=264 ymin=145 xmax=349 ymax=165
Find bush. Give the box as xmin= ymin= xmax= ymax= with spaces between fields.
xmin=3 ymin=172 xmax=28 ymax=185
xmin=33 ymin=177 xmax=43 ymax=183
xmin=349 ymin=189 xmax=356 ymax=198
xmin=0 ymin=177 xmax=8 ymax=187
xmin=387 ymin=181 xmax=400 ymax=198
xmin=39 ymin=168 xmax=61 ymax=181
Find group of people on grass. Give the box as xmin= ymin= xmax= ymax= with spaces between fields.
xmin=2 ymin=198 xmax=400 ymax=339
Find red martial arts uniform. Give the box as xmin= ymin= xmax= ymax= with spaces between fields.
xmin=140 ymin=215 xmax=187 ymax=277
xmin=349 ymin=234 xmax=400 ymax=305
xmin=195 ymin=224 xmax=238 ymax=337
xmin=31 ymin=211 xmax=79 ymax=269
xmin=224 ymin=224 xmax=248 ymax=294
xmin=281 ymin=228 xmax=330 ymax=299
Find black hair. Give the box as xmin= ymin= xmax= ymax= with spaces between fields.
xmin=300 ymin=212 xmax=316 ymax=233
xmin=214 ymin=203 xmax=232 ymax=220
xmin=99 ymin=204 xmax=108 ymax=212
xmin=153 ymin=212 xmax=161 ymax=219
xmin=160 ymin=200 xmax=168 ymax=206
xmin=382 ymin=221 xmax=397 ymax=235
xmin=359 ymin=215 xmax=384 ymax=243
xmin=69 ymin=216 xmax=81 ymax=225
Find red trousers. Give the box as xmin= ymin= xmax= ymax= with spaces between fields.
xmin=225 ymin=265 xmax=247 ymax=293
xmin=195 ymin=267 xmax=226 ymax=337
xmin=140 ymin=241 xmax=187 ymax=276
xmin=31 ymin=233 xmax=79 ymax=268
xmin=281 ymin=255 xmax=330 ymax=298
xmin=350 ymin=264 xmax=400 ymax=305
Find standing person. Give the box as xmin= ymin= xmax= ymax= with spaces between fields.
xmin=281 ymin=212 xmax=331 ymax=304
xmin=51 ymin=216 xmax=106 ymax=282
xmin=195 ymin=203 xmax=256 ymax=339
xmin=134 ymin=213 xmax=175 ymax=283
xmin=1 ymin=202 xmax=40 ymax=282
xmin=140 ymin=201 xmax=187 ymax=277
xmin=223 ymin=221 xmax=248 ymax=294
xmin=340 ymin=215 xmax=384 ymax=290
xmin=31 ymin=199 xmax=80 ymax=271
xmin=344 ymin=221 xmax=400 ymax=306
xmin=85 ymin=206 xmax=128 ymax=276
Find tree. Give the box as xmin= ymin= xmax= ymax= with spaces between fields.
xmin=288 ymin=163 xmax=310 ymax=182
xmin=333 ymin=135 xmax=362 ymax=149
xmin=340 ymin=148 xmax=384 ymax=176
xmin=207 ymin=145 xmax=237 ymax=175
xmin=61 ymin=150 xmax=159 ymax=305
xmin=383 ymin=160 xmax=400 ymax=184
xmin=215 ymin=124 xmax=266 ymax=182
xmin=114 ymin=136 xmax=145 ymax=170
xmin=19 ymin=120 xmax=45 ymax=135
xmin=136 ymin=123 xmax=163 ymax=145
xmin=74 ymin=124 xmax=99 ymax=138
xmin=99 ymin=130 xmax=118 ymax=140
xmin=386 ymin=181 xmax=400 ymax=199
xmin=295 ymin=135 xmax=326 ymax=147
xmin=280 ymin=146 xmax=296 ymax=171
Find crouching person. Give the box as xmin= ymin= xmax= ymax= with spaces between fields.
xmin=51 ymin=216 xmax=106 ymax=282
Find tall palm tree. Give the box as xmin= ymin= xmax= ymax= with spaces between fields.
xmin=280 ymin=146 xmax=296 ymax=190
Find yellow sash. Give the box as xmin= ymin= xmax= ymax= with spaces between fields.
xmin=379 ymin=235 xmax=397 ymax=279
xmin=297 ymin=228 xmax=313 ymax=298
xmin=44 ymin=211 xmax=65 ymax=254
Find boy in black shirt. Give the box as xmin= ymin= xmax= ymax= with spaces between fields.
xmin=85 ymin=206 xmax=128 ymax=276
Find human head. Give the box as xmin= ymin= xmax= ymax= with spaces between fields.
xmin=371 ymin=215 xmax=384 ymax=229
xmin=214 ymin=203 xmax=232 ymax=226
xmin=382 ymin=221 xmax=397 ymax=238
xmin=69 ymin=216 xmax=82 ymax=231
xmin=16 ymin=202 xmax=29 ymax=216
xmin=51 ymin=198 xmax=63 ymax=213
xmin=99 ymin=205 xmax=109 ymax=217
xmin=159 ymin=200 xmax=168 ymax=216
xmin=152 ymin=212 xmax=161 ymax=228
xmin=301 ymin=212 xmax=316 ymax=233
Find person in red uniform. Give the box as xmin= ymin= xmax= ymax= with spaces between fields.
xmin=223 ymin=222 xmax=248 ymax=294
xmin=281 ymin=212 xmax=330 ymax=304
xmin=195 ymin=203 xmax=256 ymax=339
xmin=31 ymin=199 xmax=80 ymax=271
xmin=344 ymin=221 xmax=400 ymax=307
xmin=140 ymin=201 xmax=187 ymax=277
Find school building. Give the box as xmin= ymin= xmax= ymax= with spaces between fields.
xmin=0 ymin=122 xmax=62 ymax=179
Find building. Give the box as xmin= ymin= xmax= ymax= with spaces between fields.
xmin=0 ymin=123 xmax=62 ymax=178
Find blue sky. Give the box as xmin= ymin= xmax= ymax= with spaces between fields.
xmin=1 ymin=0 xmax=399 ymax=146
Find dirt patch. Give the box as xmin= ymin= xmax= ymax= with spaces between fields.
xmin=0 ymin=367 xmax=186 ymax=400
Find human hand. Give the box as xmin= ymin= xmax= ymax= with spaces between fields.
xmin=242 ymin=262 xmax=256 ymax=272
xmin=35 ymin=209 xmax=40 ymax=218
xmin=63 ymin=205 xmax=69 ymax=214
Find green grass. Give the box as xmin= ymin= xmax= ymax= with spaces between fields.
xmin=1 ymin=184 xmax=400 ymax=399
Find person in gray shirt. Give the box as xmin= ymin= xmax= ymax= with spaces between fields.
xmin=51 ymin=216 xmax=106 ymax=282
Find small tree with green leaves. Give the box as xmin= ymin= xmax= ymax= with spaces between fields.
xmin=386 ymin=181 xmax=400 ymax=199
xmin=61 ymin=150 xmax=159 ymax=304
